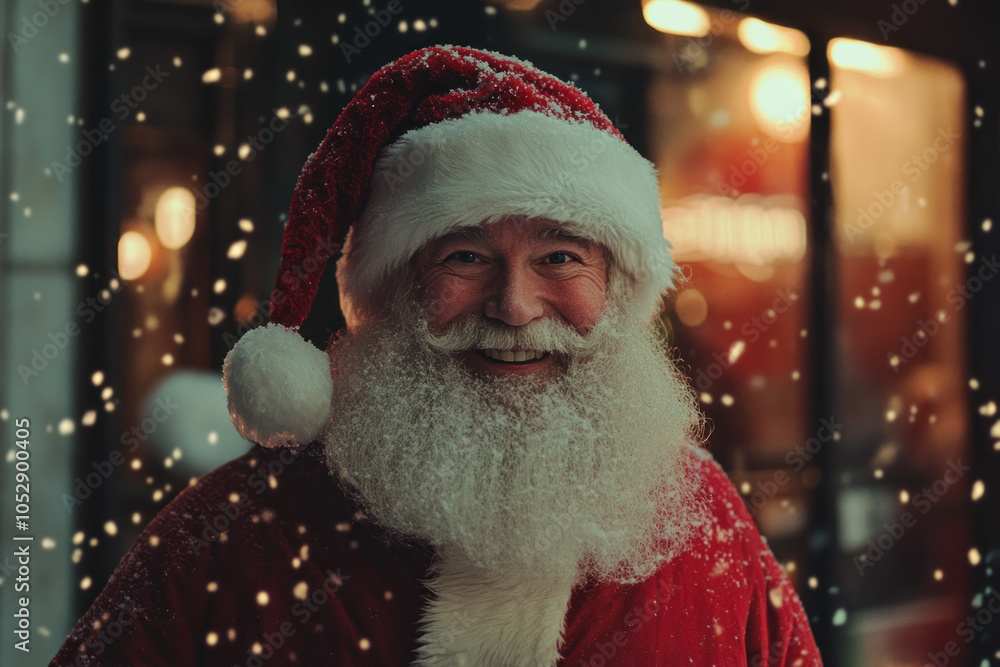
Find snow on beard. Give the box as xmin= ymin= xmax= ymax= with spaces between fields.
xmin=322 ymin=266 xmax=708 ymax=584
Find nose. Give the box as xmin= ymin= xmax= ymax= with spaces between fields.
xmin=483 ymin=263 xmax=545 ymax=326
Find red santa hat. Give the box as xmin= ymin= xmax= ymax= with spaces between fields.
xmin=223 ymin=45 xmax=677 ymax=448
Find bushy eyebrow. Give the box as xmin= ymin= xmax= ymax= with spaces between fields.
xmin=536 ymin=226 xmax=592 ymax=244
xmin=434 ymin=225 xmax=591 ymax=244
xmin=434 ymin=227 xmax=491 ymax=244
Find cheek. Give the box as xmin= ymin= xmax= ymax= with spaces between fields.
xmin=419 ymin=278 xmax=480 ymax=330
xmin=552 ymin=281 xmax=607 ymax=330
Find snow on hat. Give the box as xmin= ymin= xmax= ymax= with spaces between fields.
xmin=223 ymin=44 xmax=676 ymax=448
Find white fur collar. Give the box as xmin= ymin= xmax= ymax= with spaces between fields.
xmin=413 ymin=554 xmax=576 ymax=666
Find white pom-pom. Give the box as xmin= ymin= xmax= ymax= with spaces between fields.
xmin=222 ymin=323 xmax=333 ymax=448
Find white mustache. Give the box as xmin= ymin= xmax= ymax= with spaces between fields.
xmin=420 ymin=315 xmax=611 ymax=357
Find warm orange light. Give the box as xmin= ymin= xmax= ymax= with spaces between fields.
xmin=493 ymin=0 xmax=544 ymax=9
xmin=118 ymin=230 xmax=153 ymax=280
xmin=675 ymin=288 xmax=709 ymax=327
xmin=154 ymin=187 xmax=196 ymax=249
xmin=234 ymin=294 xmax=266 ymax=326
xmin=829 ymin=38 xmax=903 ymax=78
xmin=642 ymin=0 xmax=710 ymax=37
xmin=749 ymin=62 xmax=810 ymax=142
xmin=738 ymin=18 xmax=810 ymax=56
xmin=661 ymin=196 xmax=807 ymax=265
xmin=207 ymin=0 xmax=276 ymax=24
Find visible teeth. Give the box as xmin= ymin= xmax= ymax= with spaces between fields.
xmin=482 ymin=348 xmax=544 ymax=362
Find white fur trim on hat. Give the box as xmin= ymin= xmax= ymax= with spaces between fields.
xmin=222 ymin=324 xmax=333 ymax=448
xmin=335 ymin=110 xmax=676 ymax=329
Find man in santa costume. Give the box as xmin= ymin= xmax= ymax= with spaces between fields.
xmin=52 ymin=46 xmax=822 ymax=666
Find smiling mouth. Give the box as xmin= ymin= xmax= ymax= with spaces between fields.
xmin=475 ymin=348 xmax=549 ymax=364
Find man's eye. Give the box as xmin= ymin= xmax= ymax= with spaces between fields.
xmin=448 ymin=252 xmax=477 ymax=263
xmin=547 ymin=252 xmax=570 ymax=264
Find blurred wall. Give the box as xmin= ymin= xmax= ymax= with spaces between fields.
xmin=1 ymin=1 xmax=81 ymax=664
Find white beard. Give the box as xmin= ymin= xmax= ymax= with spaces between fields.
xmin=322 ymin=280 xmax=707 ymax=586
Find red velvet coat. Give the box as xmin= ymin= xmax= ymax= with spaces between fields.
xmin=51 ymin=444 xmax=823 ymax=666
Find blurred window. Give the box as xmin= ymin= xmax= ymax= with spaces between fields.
xmin=647 ymin=8 xmax=971 ymax=665
xmin=829 ymin=40 xmax=970 ymax=665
